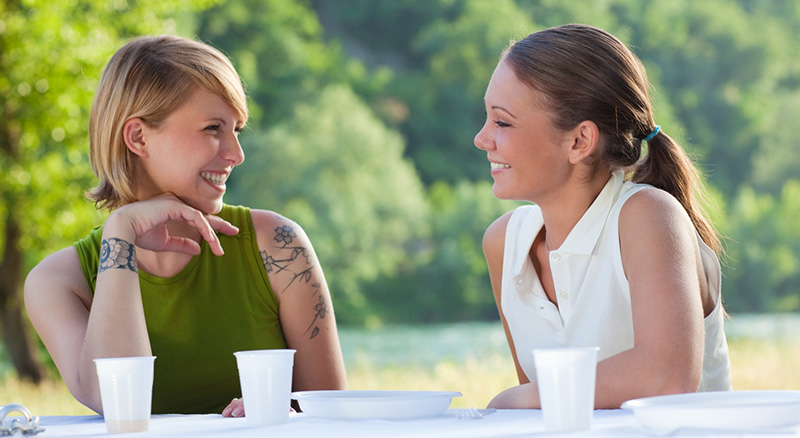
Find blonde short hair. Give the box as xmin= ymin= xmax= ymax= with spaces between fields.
xmin=88 ymin=35 xmax=248 ymax=210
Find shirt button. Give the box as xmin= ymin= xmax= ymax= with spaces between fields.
xmin=559 ymin=291 xmax=568 ymax=300
xmin=517 ymin=278 xmax=524 ymax=284
xmin=551 ymin=253 xmax=561 ymax=262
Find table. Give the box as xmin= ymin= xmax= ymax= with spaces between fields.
xmin=28 ymin=409 xmax=800 ymax=437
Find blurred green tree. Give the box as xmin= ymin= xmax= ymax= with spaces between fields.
xmin=723 ymin=182 xmax=800 ymax=313
xmin=312 ymin=0 xmax=535 ymax=185
xmin=367 ymin=181 xmax=520 ymax=324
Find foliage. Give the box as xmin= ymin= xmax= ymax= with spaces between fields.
xmin=365 ymin=182 xmax=520 ymax=324
xmin=723 ymin=182 xmax=800 ymax=312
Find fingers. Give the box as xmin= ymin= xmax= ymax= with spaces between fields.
xmin=173 ymin=208 xmax=226 ymax=256
xmin=160 ymin=236 xmax=203 ymax=255
xmin=167 ymin=205 xmax=237 ymax=257
xmin=207 ymin=214 xmax=239 ymax=236
xmin=222 ymin=398 xmax=244 ymax=417
xmin=121 ymin=194 xmax=239 ymax=256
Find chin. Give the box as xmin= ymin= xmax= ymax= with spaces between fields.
xmin=208 ymin=200 xmax=224 ymax=215
xmin=186 ymin=198 xmax=224 ymax=215
xmin=491 ymin=185 xmax=514 ymax=201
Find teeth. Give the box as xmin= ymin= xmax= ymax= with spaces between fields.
xmin=490 ymin=162 xmax=511 ymax=169
xmin=201 ymin=171 xmax=227 ymax=186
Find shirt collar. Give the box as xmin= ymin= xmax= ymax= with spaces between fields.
xmin=559 ymin=170 xmax=624 ymax=256
xmin=510 ymin=170 xmax=624 ymax=276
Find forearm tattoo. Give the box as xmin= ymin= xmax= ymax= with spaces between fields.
xmin=260 ymin=221 xmax=328 ymax=340
xmin=99 ymin=238 xmax=138 ymax=273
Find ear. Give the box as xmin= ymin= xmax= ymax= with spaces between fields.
xmin=566 ymin=120 xmax=600 ymax=165
xmin=123 ymin=118 xmax=149 ymax=158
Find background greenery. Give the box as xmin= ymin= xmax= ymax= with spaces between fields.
xmin=2 ymin=0 xmax=800 ymax=381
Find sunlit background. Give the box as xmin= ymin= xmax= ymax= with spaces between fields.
xmin=2 ymin=0 xmax=799 ymax=414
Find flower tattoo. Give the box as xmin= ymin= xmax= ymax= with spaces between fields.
xmin=99 ymin=238 xmax=137 ymax=273
xmin=274 ymin=225 xmax=296 ymax=247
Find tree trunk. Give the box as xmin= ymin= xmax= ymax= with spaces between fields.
xmin=0 ymin=198 xmax=44 ymax=383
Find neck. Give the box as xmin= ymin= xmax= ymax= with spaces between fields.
xmin=538 ymin=170 xmax=610 ymax=250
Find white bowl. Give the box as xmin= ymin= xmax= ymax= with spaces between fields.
xmin=622 ymin=390 xmax=800 ymax=432
xmin=292 ymin=390 xmax=462 ymax=420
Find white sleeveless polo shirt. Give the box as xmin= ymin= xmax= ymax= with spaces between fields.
xmin=500 ymin=171 xmax=732 ymax=391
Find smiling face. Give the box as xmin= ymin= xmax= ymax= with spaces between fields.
xmin=474 ymin=59 xmax=574 ymax=203
xmin=130 ymin=88 xmax=245 ymax=214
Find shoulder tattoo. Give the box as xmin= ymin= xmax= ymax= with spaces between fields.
xmin=99 ymin=238 xmax=138 ymax=274
xmin=260 ymin=220 xmax=328 ymax=340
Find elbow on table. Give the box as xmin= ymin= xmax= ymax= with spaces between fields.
xmin=69 ymin=381 xmax=104 ymax=416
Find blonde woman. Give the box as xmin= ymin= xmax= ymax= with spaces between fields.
xmin=25 ymin=35 xmax=346 ymax=415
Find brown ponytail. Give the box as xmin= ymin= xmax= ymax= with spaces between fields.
xmin=504 ymin=24 xmax=721 ymax=253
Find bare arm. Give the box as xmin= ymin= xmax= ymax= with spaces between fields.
xmin=252 ymin=210 xmax=347 ymax=392
xmin=592 ymin=188 xmax=705 ymax=407
xmin=25 ymin=194 xmax=238 ymax=414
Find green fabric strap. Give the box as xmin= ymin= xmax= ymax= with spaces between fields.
xmin=75 ymin=204 xmax=286 ymax=414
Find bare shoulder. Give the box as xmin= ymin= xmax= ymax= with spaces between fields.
xmin=249 ymin=209 xmax=320 ymax=298
xmin=250 ymin=209 xmax=312 ymax=247
xmin=618 ymin=186 xmax=700 ymax=282
xmin=25 ymin=246 xmax=92 ymax=309
xmin=483 ymin=210 xmax=514 ymax=260
xmin=619 ymin=187 xmax=695 ymax=237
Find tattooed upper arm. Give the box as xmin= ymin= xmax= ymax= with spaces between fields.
xmin=257 ymin=214 xmax=329 ymax=340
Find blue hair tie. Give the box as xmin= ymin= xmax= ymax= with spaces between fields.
xmin=644 ymin=125 xmax=661 ymax=141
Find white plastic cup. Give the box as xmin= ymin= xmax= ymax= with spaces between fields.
xmin=533 ymin=347 xmax=599 ymax=433
xmin=234 ymin=349 xmax=296 ymax=427
xmin=94 ymin=356 xmax=156 ymax=434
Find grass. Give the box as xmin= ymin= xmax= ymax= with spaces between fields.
xmin=2 ymin=337 xmax=799 ymax=415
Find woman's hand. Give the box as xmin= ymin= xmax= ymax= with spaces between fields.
xmin=106 ymin=193 xmax=239 ymax=256
xmin=222 ymin=398 xmax=244 ymax=417
xmin=221 ymin=398 xmax=296 ymax=417
xmin=488 ymin=382 xmax=541 ymax=409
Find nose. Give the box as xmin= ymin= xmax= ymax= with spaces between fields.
xmin=223 ymin=134 xmax=245 ymax=166
xmin=474 ymin=121 xmax=493 ymax=151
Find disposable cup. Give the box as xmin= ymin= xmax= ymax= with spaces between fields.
xmin=234 ymin=349 xmax=296 ymax=427
xmin=533 ymin=347 xmax=599 ymax=432
xmin=94 ymin=356 xmax=156 ymax=434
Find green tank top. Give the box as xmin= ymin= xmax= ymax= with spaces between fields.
xmin=75 ymin=204 xmax=287 ymax=414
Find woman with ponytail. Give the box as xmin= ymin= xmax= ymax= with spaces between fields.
xmin=475 ymin=24 xmax=731 ymax=409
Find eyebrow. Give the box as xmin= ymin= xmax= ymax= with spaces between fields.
xmin=491 ymin=105 xmax=517 ymax=119
xmin=205 ymin=117 xmax=245 ymax=127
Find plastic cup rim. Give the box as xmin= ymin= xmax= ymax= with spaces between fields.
xmin=234 ymin=349 xmax=296 ymax=357
xmin=93 ymin=356 xmax=156 ymax=363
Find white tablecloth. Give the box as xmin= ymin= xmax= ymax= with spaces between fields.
xmin=29 ymin=409 xmax=800 ymax=437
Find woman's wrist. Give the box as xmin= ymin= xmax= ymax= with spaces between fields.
xmin=100 ymin=208 xmax=139 ymax=274
xmin=99 ymin=237 xmax=138 ymax=273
